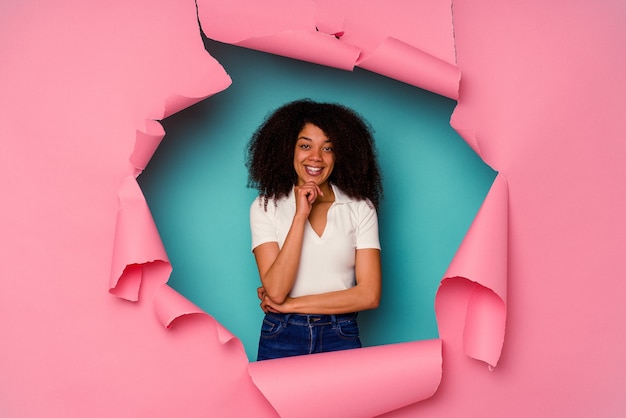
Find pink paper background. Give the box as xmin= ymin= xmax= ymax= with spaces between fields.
xmin=1 ymin=0 xmax=625 ymax=417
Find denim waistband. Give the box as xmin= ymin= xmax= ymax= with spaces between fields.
xmin=266 ymin=312 xmax=357 ymax=325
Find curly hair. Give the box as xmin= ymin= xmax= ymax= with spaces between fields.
xmin=245 ymin=99 xmax=383 ymax=210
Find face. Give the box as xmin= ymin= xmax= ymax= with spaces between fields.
xmin=293 ymin=123 xmax=335 ymax=188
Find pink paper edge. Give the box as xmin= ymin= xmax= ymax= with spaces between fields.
xmin=248 ymin=339 xmax=443 ymax=417
xmin=105 ymin=1 xmax=508 ymax=414
xmin=358 ymin=37 xmax=461 ymax=100
xmin=437 ymin=173 xmax=509 ymax=367
xmin=198 ymin=0 xmax=460 ymax=98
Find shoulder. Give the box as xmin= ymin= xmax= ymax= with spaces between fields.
xmin=250 ymin=191 xmax=294 ymax=215
xmin=332 ymin=185 xmax=377 ymax=214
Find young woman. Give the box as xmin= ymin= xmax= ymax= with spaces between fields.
xmin=246 ymin=99 xmax=383 ymax=361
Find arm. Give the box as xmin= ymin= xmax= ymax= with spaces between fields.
xmin=253 ymin=216 xmax=306 ymax=304
xmin=261 ymin=248 xmax=381 ymax=314
xmin=253 ymin=182 xmax=323 ymax=304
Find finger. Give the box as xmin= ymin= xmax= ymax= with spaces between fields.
xmin=312 ymin=182 xmax=324 ymax=197
xmin=308 ymin=186 xmax=320 ymax=203
xmin=298 ymin=187 xmax=317 ymax=205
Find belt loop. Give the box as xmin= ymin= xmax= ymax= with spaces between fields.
xmin=330 ymin=314 xmax=338 ymax=325
xmin=283 ymin=313 xmax=292 ymax=325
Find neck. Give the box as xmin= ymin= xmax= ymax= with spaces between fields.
xmin=317 ymin=183 xmax=334 ymax=202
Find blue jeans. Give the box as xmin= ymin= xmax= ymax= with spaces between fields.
xmin=257 ymin=312 xmax=362 ymax=361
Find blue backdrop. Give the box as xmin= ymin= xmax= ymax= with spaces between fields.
xmin=138 ymin=39 xmax=496 ymax=361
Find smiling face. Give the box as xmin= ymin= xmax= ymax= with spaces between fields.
xmin=293 ymin=123 xmax=335 ymax=190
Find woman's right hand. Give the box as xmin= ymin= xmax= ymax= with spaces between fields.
xmin=294 ymin=181 xmax=323 ymax=217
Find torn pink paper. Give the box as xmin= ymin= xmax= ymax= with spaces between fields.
xmin=3 ymin=0 xmax=625 ymax=416
xmin=110 ymin=176 xmax=171 ymax=301
xmin=153 ymin=283 xmax=237 ymax=345
xmin=130 ymin=120 xmax=166 ymax=175
xmin=154 ymin=283 xmax=207 ymax=328
xmin=442 ymin=174 xmax=508 ymax=299
xmin=436 ymin=173 xmax=508 ymax=367
xmin=249 ymin=339 xmax=442 ymax=418
xmin=2 ymin=1 xmax=278 ymax=416
xmin=463 ymin=283 xmax=506 ymax=368
xmin=162 ymin=89 xmax=233 ymax=119
xmin=358 ymin=37 xmax=460 ymax=99
xmin=197 ymin=0 xmax=360 ymax=71
xmin=238 ymin=31 xmax=361 ymax=71
xmin=197 ymin=0 xmax=459 ymax=97
xmin=197 ymin=0 xmax=316 ymax=43
xmin=116 ymin=0 xmax=464 ymax=413
xmin=315 ymin=0 xmax=456 ymax=64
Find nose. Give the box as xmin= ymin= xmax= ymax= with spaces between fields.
xmin=309 ymin=147 xmax=323 ymax=160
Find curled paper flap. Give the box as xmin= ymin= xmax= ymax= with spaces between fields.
xmin=358 ymin=37 xmax=460 ymax=100
xmin=197 ymin=0 xmax=359 ymax=70
xmin=443 ymin=173 xmax=508 ymax=299
xmin=154 ymin=283 xmax=206 ymax=328
xmin=197 ymin=0 xmax=459 ymax=97
xmin=110 ymin=176 xmax=170 ymax=301
xmin=129 ymin=120 xmax=165 ymax=174
xmin=248 ymin=339 xmax=442 ymax=418
xmin=153 ymin=283 xmax=237 ymax=344
xmin=463 ymin=283 xmax=506 ymax=367
xmin=314 ymin=0 xmax=457 ymax=65
xmin=236 ymin=31 xmax=360 ymax=71
xmin=437 ymin=173 xmax=508 ymax=367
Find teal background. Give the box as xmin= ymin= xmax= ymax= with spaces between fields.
xmin=138 ymin=39 xmax=496 ymax=361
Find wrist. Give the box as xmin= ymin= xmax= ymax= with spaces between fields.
xmin=280 ymin=296 xmax=296 ymax=312
xmin=292 ymin=212 xmax=309 ymax=224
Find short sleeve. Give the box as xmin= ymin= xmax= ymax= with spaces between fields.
xmin=250 ymin=197 xmax=278 ymax=251
xmin=356 ymin=200 xmax=381 ymax=250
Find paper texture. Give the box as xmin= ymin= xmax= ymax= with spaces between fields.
xmin=197 ymin=0 xmax=459 ymax=98
xmin=3 ymin=0 xmax=625 ymax=416
xmin=249 ymin=340 xmax=442 ymax=418
xmin=436 ymin=173 xmax=508 ymax=367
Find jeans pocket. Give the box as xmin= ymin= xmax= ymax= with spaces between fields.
xmin=260 ymin=316 xmax=284 ymax=338
xmin=335 ymin=319 xmax=360 ymax=340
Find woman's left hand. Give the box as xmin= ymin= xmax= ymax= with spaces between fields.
xmin=260 ymin=293 xmax=292 ymax=314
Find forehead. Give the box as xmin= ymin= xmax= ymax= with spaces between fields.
xmin=298 ymin=123 xmax=331 ymax=141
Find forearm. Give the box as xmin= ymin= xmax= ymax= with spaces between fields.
xmin=262 ymin=248 xmax=382 ymax=314
xmin=257 ymin=214 xmax=307 ymax=302
xmin=279 ymin=284 xmax=381 ymax=315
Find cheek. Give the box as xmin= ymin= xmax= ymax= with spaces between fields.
xmin=293 ymin=148 xmax=304 ymax=162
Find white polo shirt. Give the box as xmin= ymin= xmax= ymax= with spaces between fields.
xmin=250 ymin=184 xmax=380 ymax=298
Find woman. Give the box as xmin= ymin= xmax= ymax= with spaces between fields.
xmin=246 ymin=99 xmax=383 ymax=361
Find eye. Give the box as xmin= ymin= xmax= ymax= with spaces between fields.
xmin=299 ymin=144 xmax=310 ymax=150
xmin=323 ymin=145 xmax=333 ymax=152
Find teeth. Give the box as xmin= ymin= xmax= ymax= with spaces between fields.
xmin=306 ymin=166 xmax=322 ymax=173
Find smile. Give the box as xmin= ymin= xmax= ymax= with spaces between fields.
xmin=305 ymin=166 xmax=323 ymax=175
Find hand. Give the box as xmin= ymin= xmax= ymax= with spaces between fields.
xmin=257 ymin=286 xmax=265 ymax=301
xmin=260 ymin=294 xmax=293 ymax=314
xmin=258 ymin=286 xmax=276 ymax=313
xmin=294 ymin=181 xmax=324 ymax=216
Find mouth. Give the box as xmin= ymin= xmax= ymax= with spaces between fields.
xmin=304 ymin=166 xmax=323 ymax=176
